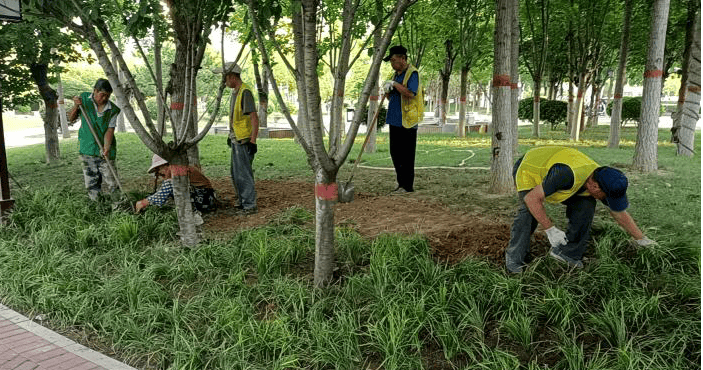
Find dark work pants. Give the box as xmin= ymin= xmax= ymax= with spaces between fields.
xmin=389 ymin=124 xmax=417 ymax=192
xmin=506 ymin=191 xmax=596 ymax=272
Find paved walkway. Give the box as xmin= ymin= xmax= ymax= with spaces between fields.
xmin=0 ymin=304 xmax=137 ymax=370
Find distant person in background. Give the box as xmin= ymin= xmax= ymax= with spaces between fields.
xmin=382 ymin=45 xmax=423 ymax=195
xmin=505 ymin=146 xmax=656 ymax=274
xmin=68 ymin=78 xmax=121 ymax=201
xmin=213 ymin=62 xmax=259 ymax=215
xmin=135 ymin=155 xmax=217 ymax=219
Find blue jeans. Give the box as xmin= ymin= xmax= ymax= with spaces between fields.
xmin=506 ymin=190 xmax=596 ymax=272
xmin=230 ymin=140 xmax=257 ymax=209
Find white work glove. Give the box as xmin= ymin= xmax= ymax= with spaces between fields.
xmin=383 ymin=80 xmax=395 ymax=93
xmin=632 ymin=237 xmax=657 ymax=247
xmin=545 ymin=226 xmax=568 ymax=248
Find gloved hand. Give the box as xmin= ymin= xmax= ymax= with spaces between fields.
xmin=247 ymin=142 xmax=258 ymax=156
xmin=383 ymin=80 xmax=395 ymax=94
xmin=632 ymin=237 xmax=657 ymax=247
xmin=545 ymin=226 xmax=568 ymax=248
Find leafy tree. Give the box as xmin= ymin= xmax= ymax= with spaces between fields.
xmin=25 ymin=0 xmax=235 ymax=245
xmin=0 ymin=13 xmax=84 ymax=162
xmin=519 ymin=0 xmax=550 ymax=137
xmin=247 ymin=0 xmax=417 ymax=287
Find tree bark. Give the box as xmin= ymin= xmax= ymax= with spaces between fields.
xmin=29 ymin=64 xmax=60 ymax=163
xmin=489 ymin=0 xmax=515 ymax=194
xmin=458 ymin=65 xmax=469 ymax=137
xmin=532 ymin=79 xmax=541 ymax=137
xmin=670 ymin=3 xmax=697 ymax=144
xmin=510 ymin=0 xmax=519 ymax=152
xmin=608 ymin=0 xmax=633 ymax=148
xmin=633 ymin=0 xmax=670 ymax=172
xmin=56 ymin=70 xmax=70 ymax=139
xmin=675 ymin=11 xmax=700 ymax=157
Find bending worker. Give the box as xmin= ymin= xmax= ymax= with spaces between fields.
xmin=135 ymin=154 xmax=217 ymax=216
xmin=505 ymin=146 xmax=656 ymax=273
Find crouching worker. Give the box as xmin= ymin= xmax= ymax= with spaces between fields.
xmin=135 ymin=155 xmax=217 ymax=216
xmin=506 ymin=146 xmax=656 ymax=274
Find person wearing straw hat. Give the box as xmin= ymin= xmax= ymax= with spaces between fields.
xmin=505 ymin=146 xmax=656 ymax=274
xmin=67 ymin=78 xmax=121 ymax=201
xmin=212 ymin=62 xmax=259 ymax=216
xmin=135 ymin=154 xmax=217 ymax=217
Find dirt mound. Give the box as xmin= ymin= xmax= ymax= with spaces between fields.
xmin=204 ymin=178 xmax=528 ymax=265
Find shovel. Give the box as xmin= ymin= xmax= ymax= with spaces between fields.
xmin=339 ymin=95 xmax=385 ymax=203
xmin=78 ymin=105 xmax=133 ymax=211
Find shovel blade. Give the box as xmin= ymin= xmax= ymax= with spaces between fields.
xmin=338 ymin=181 xmax=355 ymax=203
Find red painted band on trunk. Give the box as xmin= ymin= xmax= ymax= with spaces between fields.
xmin=644 ymin=69 xmax=663 ymax=78
xmin=370 ymin=95 xmax=379 ymax=101
xmin=58 ymin=99 xmax=64 ymax=104
xmin=337 ymin=90 xmax=344 ymax=97
xmin=48 ymin=103 xmax=58 ymax=108
xmin=510 ymin=83 xmax=518 ymax=89
xmin=460 ymin=97 xmax=466 ymax=102
xmin=492 ymin=75 xmax=511 ymax=87
xmin=687 ymin=86 xmax=701 ymax=93
xmin=170 ymin=102 xmax=184 ymax=110
xmin=534 ymin=96 xmax=540 ymax=102
xmin=315 ymin=183 xmax=338 ymax=201
xmin=614 ymin=94 xmax=622 ymax=99
xmin=170 ymin=165 xmax=188 ymax=176
xmin=577 ymin=91 xmax=583 ymax=98
xmin=568 ymin=97 xmax=574 ymax=102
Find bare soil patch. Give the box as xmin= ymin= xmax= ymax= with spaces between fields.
xmin=203 ymin=178 xmax=549 ymax=266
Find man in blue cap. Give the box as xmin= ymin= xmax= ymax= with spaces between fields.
xmin=382 ymin=45 xmax=423 ymax=194
xmin=505 ymin=146 xmax=656 ymax=273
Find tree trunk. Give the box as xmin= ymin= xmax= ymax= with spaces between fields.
xmin=170 ymin=154 xmax=199 ymax=246
xmin=458 ymin=65 xmax=469 ymax=138
xmin=675 ymin=11 xmax=700 ymax=157
xmin=671 ymin=4 xmax=698 ymax=144
xmin=489 ymin=0 xmax=515 ymax=194
xmin=313 ymin=169 xmax=337 ymax=287
xmin=112 ymin=54 xmax=127 ymax=133
xmin=633 ymin=0 xmax=670 ymax=172
xmin=29 ymin=64 xmax=60 ymax=163
xmin=252 ymin=58 xmax=269 ymax=131
xmin=532 ymin=79 xmax=541 ymax=137
xmin=608 ymin=0 xmax=633 ymax=148
xmin=56 ymin=70 xmax=70 ymax=139
xmin=510 ymin=0 xmax=519 ymax=153
xmin=438 ymin=40 xmax=454 ymax=127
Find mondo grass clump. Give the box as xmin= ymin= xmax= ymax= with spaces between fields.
xmin=0 ymin=183 xmax=699 ymax=369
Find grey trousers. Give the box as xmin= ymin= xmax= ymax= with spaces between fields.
xmin=505 ymin=190 xmax=596 ymax=272
xmin=230 ymin=141 xmax=257 ymax=209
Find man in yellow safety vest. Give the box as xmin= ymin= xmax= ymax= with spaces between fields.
xmin=506 ymin=146 xmax=656 ymax=273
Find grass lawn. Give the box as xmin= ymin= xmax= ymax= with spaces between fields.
xmin=0 ymin=123 xmax=699 ymax=369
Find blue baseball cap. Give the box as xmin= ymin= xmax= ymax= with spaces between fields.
xmin=593 ymin=166 xmax=629 ymax=211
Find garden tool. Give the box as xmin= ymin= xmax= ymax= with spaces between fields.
xmin=78 ymin=105 xmax=134 ymax=211
xmin=338 ymin=95 xmax=386 ymax=203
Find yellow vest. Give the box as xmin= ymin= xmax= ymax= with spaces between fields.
xmin=230 ymin=83 xmax=254 ymax=140
xmin=515 ymin=146 xmax=599 ymax=203
xmin=395 ymin=64 xmax=423 ymax=128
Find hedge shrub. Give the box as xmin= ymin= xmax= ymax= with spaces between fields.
xmin=606 ymin=96 xmax=641 ymax=125
xmin=518 ymin=97 xmax=567 ymax=129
